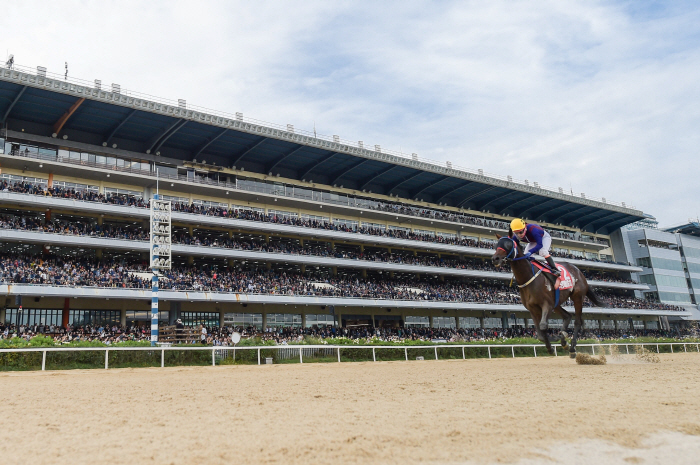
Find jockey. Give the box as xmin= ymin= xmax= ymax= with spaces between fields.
xmin=508 ymin=218 xmax=560 ymax=277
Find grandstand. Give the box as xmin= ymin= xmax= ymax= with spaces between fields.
xmin=0 ymin=63 xmax=693 ymax=334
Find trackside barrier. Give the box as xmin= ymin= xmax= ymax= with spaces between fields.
xmin=0 ymin=343 xmax=698 ymax=371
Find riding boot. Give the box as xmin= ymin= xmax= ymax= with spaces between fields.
xmin=546 ymin=256 xmax=560 ymax=277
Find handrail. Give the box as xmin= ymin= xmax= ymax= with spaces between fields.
xmin=1 ymin=62 xmax=638 ymax=211
xmin=0 ymin=342 xmax=697 ymax=371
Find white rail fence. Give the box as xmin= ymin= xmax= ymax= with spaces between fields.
xmin=0 ymin=342 xmax=698 ymax=371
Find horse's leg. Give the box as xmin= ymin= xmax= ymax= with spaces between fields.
xmin=569 ymin=294 xmax=584 ymax=358
xmin=537 ymin=304 xmax=555 ymax=355
xmin=555 ymin=307 xmax=571 ymax=350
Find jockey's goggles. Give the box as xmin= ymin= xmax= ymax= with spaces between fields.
xmin=513 ymin=228 xmax=526 ymax=235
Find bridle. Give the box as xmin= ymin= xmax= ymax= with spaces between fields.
xmin=496 ymin=238 xmax=540 ymax=288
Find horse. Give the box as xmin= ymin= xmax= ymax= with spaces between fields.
xmin=491 ymin=235 xmax=604 ymax=357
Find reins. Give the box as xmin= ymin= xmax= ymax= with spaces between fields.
xmin=501 ymin=238 xmax=539 ymax=288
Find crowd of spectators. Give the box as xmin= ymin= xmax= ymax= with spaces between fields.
xmin=0 ymin=254 xmax=684 ymax=311
xmin=2 ymin=321 xmax=695 ymax=346
xmin=0 ymin=211 xmax=634 ymax=284
xmin=1 ymin=179 xmax=615 ymax=262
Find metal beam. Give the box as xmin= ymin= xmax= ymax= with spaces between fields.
xmin=192 ymin=128 xmax=228 ymax=159
xmin=105 ymin=109 xmax=137 ymax=144
xmin=152 ymin=120 xmax=188 ymax=154
xmin=456 ymin=186 xmax=499 ymax=208
xmin=52 ymin=97 xmax=85 ymax=135
xmin=1 ymin=85 xmax=26 ymax=124
xmin=144 ymin=118 xmax=184 ymax=154
xmin=582 ymin=211 xmax=620 ymax=232
xmin=518 ymin=198 xmax=562 ymax=219
xmin=409 ymin=176 xmax=450 ymax=199
xmin=549 ymin=204 xmax=590 ymax=224
xmin=385 ymin=171 xmax=425 ymax=195
xmin=477 ymin=190 xmax=521 ymax=212
xmin=495 ymin=192 xmax=540 ymax=216
xmin=329 ymin=158 xmax=371 ymax=185
xmin=267 ymin=146 xmax=305 ymax=174
xmin=434 ymin=181 xmax=473 ymax=205
xmin=230 ymin=137 xmax=267 ymax=167
xmin=359 ymin=165 xmax=400 ymax=191
xmin=298 ymin=152 xmax=337 ymax=180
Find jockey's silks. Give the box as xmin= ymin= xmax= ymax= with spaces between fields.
xmin=510 ymin=223 xmax=546 ymax=255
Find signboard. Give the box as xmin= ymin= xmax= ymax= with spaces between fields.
xmin=150 ymin=197 xmax=171 ymax=270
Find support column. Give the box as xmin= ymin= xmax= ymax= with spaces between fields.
xmin=266 ymin=262 xmax=272 ymax=270
xmin=187 ymin=256 xmax=194 ymax=265
xmin=120 ymin=300 xmax=127 ymax=326
xmin=361 ymin=269 xmax=367 ymax=278
xmin=598 ymin=319 xmax=603 ymax=330
xmin=95 ymin=249 xmax=103 ymax=260
xmin=301 ymin=264 xmax=306 ymax=274
xmin=228 ymin=258 xmax=235 ymax=267
xmin=455 ymin=315 xmax=461 ymax=329
xmin=501 ymin=311 xmax=509 ymax=329
xmin=299 ymin=238 xmax=304 ymax=247
xmin=97 ymin=215 xmax=103 ymax=226
xmin=389 ymin=271 xmax=394 ymax=278
xmin=47 ymin=173 xmax=53 ymax=188
xmin=332 ymin=266 xmax=337 ymax=276
xmin=479 ymin=316 xmax=485 ymax=329
xmin=301 ymin=313 xmax=307 ymax=328
xmin=188 ymin=226 xmax=194 ymax=236
xmin=219 ymin=310 xmax=225 ymax=328
xmin=614 ymin=320 xmax=619 ymax=331
xmin=0 ymin=306 xmax=5 ymax=324
xmin=62 ymin=297 xmax=70 ymax=328
xmin=336 ymin=311 xmax=343 ymax=328
xmin=370 ymin=313 xmax=376 ymax=328
xmin=429 ymin=315 xmax=435 ymax=328
xmin=643 ymin=320 xmax=649 ymax=330
xmin=45 ymin=208 xmax=51 ymax=223
xmin=359 ymin=244 xmax=364 ymax=253
xmin=262 ymin=312 xmax=268 ymax=332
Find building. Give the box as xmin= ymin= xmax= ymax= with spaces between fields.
xmin=0 ymin=63 xmax=690 ymax=332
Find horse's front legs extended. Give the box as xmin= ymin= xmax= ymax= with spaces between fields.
xmin=535 ymin=324 xmax=554 ymax=355
xmin=569 ymin=315 xmax=583 ymax=358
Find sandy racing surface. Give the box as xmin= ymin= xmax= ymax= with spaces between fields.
xmin=1 ymin=353 xmax=699 ymax=464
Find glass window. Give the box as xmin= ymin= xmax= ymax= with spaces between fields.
xmin=654 ymin=274 xmax=688 ymax=288
xmin=458 ymin=317 xmax=481 ymax=328
xmin=265 ymin=313 xmax=302 ymax=328
xmin=180 ymin=312 xmax=219 ymax=327
xmin=657 ymin=291 xmax=692 ymax=303
xmin=650 ymin=257 xmax=684 ymax=272
xmin=687 ymin=262 xmax=700 ymax=274
xmin=413 ymin=229 xmax=435 ymax=237
xmin=305 ymin=314 xmax=336 ymax=327
xmin=333 ymin=218 xmax=358 ymax=230
xmin=362 ymin=222 xmax=386 ymax=231
xmin=268 ymin=209 xmax=298 ymax=220
xmin=223 ymin=313 xmax=263 ymax=328
xmin=682 ymin=247 xmax=700 ymax=259
xmin=432 ymin=316 xmax=455 ymax=328
xmin=404 ymin=316 xmax=429 ymax=327
xmin=301 ymin=214 xmax=329 ymax=223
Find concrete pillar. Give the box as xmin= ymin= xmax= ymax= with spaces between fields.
xmin=332 ymin=266 xmax=337 ymax=276
xmin=614 ymin=319 xmax=619 ymax=331
xmin=188 ymin=226 xmax=194 ymax=236
xmin=301 ymin=313 xmax=307 ymax=328
xmin=501 ymin=311 xmax=509 ymax=329
xmin=429 ymin=315 xmax=435 ymax=328
xmin=264 ymin=235 xmax=270 ymax=244
xmin=266 ymin=262 xmax=272 ymax=270
xmin=299 ymin=238 xmax=304 ymax=247
xmin=47 ymin=173 xmax=53 ymax=188
xmin=169 ymin=301 xmax=181 ymax=325
xmin=45 ymin=209 xmax=51 ymax=223
xmin=120 ymin=300 xmax=127 ymax=327
xmin=387 ymin=248 xmax=391 ymax=254
xmin=219 ymin=310 xmax=224 ymax=328
xmin=62 ymin=297 xmax=70 ymax=328
xmin=479 ymin=317 xmax=485 ymax=329
xmin=336 ymin=311 xmax=342 ymax=328
xmin=370 ymin=313 xmax=376 ymax=327
xmin=228 ymin=230 xmax=233 ymax=238
xmin=187 ymin=256 xmax=194 ymax=265
xmin=144 ymin=186 xmax=151 ymax=200
xmin=361 ymin=269 xmax=367 ymax=278
xmin=330 ymin=241 xmax=335 ymax=250
xmin=95 ymin=249 xmax=103 ymax=260
xmin=389 ymin=271 xmax=394 ymax=278
xmin=455 ymin=316 xmax=461 ymax=329
xmin=301 ymin=264 xmax=306 ymax=274
xmin=359 ymin=244 xmax=364 ymax=253
xmin=228 ymin=258 xmax=235 ymax=267
xmin=0 ymin=306 xmax=5 ymax=324
xmin=97 ymin=215 xmax=103 ymax=226
xmin=643 ymin=320 xmax=649 ymax=330
xmin=262 ymin=313 xmax=268 ymax=332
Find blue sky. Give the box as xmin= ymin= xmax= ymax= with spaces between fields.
xmin=4 ymin=0 xmax=699 ymax=226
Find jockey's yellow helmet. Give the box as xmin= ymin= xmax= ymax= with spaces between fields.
xmin=510 ymin=218 xmax=526 ymax=231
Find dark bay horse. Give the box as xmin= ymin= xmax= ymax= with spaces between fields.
xmin=491 ymin=235 xmax=604 ymax=357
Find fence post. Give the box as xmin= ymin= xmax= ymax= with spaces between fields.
xmin=592 ymin=345 xmax=595 ymax=355
xmin=105 ymin=350 xmax=109 ymax=370
xmin=299 ymin=347 xmax=303 ymax=364
xmin=684 ymin=343 xmax=687 ymax=353
xmin=434 ymin=347 xmax=438 ymax=361
xmin=372 ymin=348 xmax=376 ymax=362
xmin=626 ymin=345 xmax=629 ymax=355
xmin=405 ymin=347 xmax=408 ymax=361
xmin=533 ymin=346 xmax=537 ymax=357
xmin=462 ymin=346 xmax=465 ymax=360
xmin=488 ymin=347 xmax=491 ymax=359
xmin=212 ymin=348 xmax=216 ymax=367
xmin=554 ymin=346 xmax=557 ymax=357
xmin=42 ymin=350 xmax=46 ymax=371
xmin=257 ymin=348 xmax=261 ymax=365
xmin=670 ymin=344 xmax=674 ymax=353
xmin=656 ymin=344 xmax=659 ymax=354
xmin=512 ymin=346 xmax=515 ymax=358
xmin=337 ymin=347 xmax=341 ymax=362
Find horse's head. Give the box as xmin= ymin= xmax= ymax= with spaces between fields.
xmin=491 ymin=235 xmax=517 ymax=267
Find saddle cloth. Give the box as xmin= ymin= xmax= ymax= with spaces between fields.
xmin=555 ymin=264 xmax=574 ymax=290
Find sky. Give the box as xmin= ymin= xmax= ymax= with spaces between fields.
xmin=3 ymin=0 xmax=699 ymax=227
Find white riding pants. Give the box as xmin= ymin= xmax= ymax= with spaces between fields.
xmin=524 ymin=232 xmax=552 ymax=259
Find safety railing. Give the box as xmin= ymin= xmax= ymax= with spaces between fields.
xmin=0 ymin=342 xmax=697 ymax=371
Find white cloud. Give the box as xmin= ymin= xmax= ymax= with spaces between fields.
xmin=3 ymin=0 xmax=699 ymax=225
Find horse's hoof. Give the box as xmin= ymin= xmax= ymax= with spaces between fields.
xmin=569 ymin=352 xmax=577 ymax=359
xmin=561 ymin=343 xmax=569 ymax=350
xmin=547 ymin=348 xmax=555 ymax=356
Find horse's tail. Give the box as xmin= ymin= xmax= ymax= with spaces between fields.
xmin=586 ymin=288 xmax=605 ymax=307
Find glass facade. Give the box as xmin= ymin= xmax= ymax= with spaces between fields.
xmin=180 ymin=312 xmax=219 ymax=327
xmin=69 ymin=310 xmax=120 ymax=326
xmin=4 ymin=308 xmax=62 ymax=326
xmin=305 ymin=314 xmax=336 ymax=327
xmin=266 ymin=313 xmax=302 ymax=328
xmin=224 ymin=313 xmax=263 ymax=328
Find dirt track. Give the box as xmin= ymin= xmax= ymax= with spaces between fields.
xmin=1 ymin=353 xmax=699 ymax=464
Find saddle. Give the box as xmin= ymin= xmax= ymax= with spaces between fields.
xmin=530 ymin=260 xmax=575 ymax=291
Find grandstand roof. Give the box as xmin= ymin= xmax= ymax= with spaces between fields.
xmin=663 ymin=221 xmax=700 ymax=237
xmin=0 ymin=66 xmax=646 ymax=234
